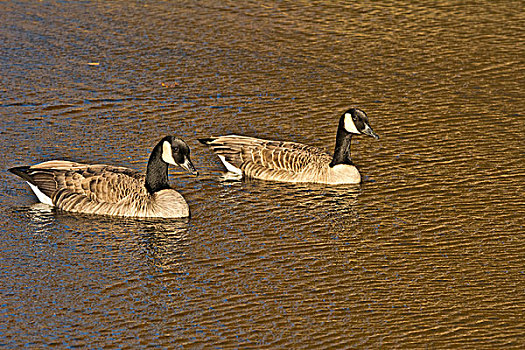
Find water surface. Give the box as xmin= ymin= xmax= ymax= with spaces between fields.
xmin=1 ymin=1 xmax=524 ymax=348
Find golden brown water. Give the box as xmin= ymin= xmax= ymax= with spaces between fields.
xmin=1 ymin=1 xmax=524 ymax=348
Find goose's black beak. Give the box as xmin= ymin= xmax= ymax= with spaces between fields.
xmin=180 ymin=157 xmax=198 ymax=176
xmin=362 ymin=124 xmax=380 ymax=139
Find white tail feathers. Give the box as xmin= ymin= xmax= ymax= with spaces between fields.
xmin=27 ymin=182 xmax=54 ymax=206
xmin=218 ymin=155 xmax=242 ymax=175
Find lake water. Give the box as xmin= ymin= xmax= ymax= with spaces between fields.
xmin=1 ymin=1 xmax=524 ymax=348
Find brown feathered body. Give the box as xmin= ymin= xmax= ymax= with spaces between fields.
xmin=10 ymin=160 xmax=189 ymax=218
xmin=200 ymin=135 xmax=361 ymax=184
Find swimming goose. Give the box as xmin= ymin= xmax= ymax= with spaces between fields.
xmin=199 ymin=108 xmax=379 ymax=184
xmin=9 ymin=136 xmax=198 ymax=218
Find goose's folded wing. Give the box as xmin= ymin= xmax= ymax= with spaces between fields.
xmin=201 ymin=135 xmax=331 ymax=176
xmin=26 ymin=162 xmax=145 ymax=204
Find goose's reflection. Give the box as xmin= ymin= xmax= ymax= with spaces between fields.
xmin=206 ymin=176 xmax=363 ymax=238
xmin=218 ymin=172 xmax=243 ymax=183
xmin=227 ymin=178 xmax=361 ymax=209
xmin=18 ymin=204 xmax=191 ymax=269
xmin=135 ymin=218 xmax=191 ymax=270
xmin=27 ymin=202 xmax=54 ymax=220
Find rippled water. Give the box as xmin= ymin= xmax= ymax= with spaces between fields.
xmin=1 ymin=1 xmax=524 ymax=348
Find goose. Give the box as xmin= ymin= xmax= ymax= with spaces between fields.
xmin=199 ymin=108 xmax=379 ymax=184
xmin=9 ymin=136 xmax=198 ymax=218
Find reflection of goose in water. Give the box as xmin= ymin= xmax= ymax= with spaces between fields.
xmin=138 ymin=219 xmax=191 ymax=269
xmin=9 ymin=136 xmax=197 ymax=218
xmin=209 ymin=178 xmax=362 ymax=233
xmin=21 ymin=204 xmax=191 ymax=270
xmin=199 ymin=108 xmax=379 ymax=184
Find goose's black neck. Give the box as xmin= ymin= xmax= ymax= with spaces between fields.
xmin=329 ymin=123 xmax=354 ymax=167
xmin=145 ymin=142 xmax=170 ymax=194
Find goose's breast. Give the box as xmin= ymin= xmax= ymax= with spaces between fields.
xmin=150 ymin=189 xmax=190 ymax=218
xmin=324 ymin=164 xmax=361 ymax=184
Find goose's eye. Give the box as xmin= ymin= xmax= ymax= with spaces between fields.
xmin=172 ymin=146 xmax=179 ymax=153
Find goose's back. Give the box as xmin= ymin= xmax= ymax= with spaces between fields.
xmin=204 ymin=135 xmax=333 ymax=183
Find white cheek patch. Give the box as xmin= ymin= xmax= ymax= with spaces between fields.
xmin=344 ymin=113 xmax=360 ymax=134
xmin=161 ymin=141 xmax=177 ymax=165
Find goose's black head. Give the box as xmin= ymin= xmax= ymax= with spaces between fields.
xmin=159 ymin=136 xmax=198 ymax=176
xmin=340 ymin=108 xmax=379 ymax=139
